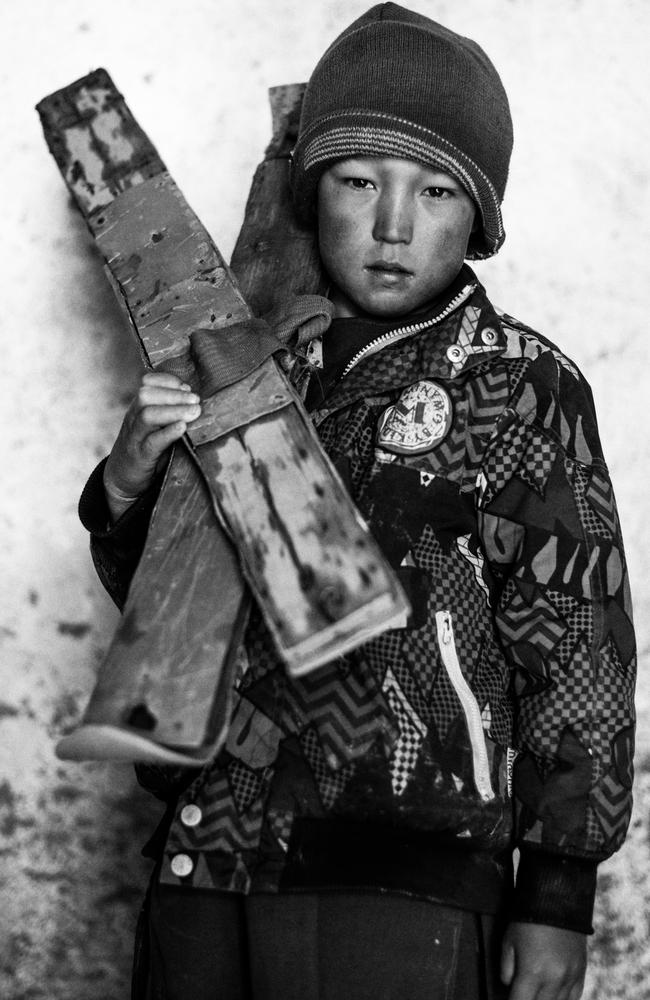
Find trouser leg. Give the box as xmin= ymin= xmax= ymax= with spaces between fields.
xmin=146 ymin=879 xmax=251 ymax=1000
xmin=138 ymin=881 xmax=507 ymax=999
xmin=246 ymin=891 xmax=485 ymax=1000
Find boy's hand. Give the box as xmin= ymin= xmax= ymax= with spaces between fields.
xmin=501 ymin=922 xmax=587 ymax=1000
xmin=103 ymin=371 xmax=201 ymax=522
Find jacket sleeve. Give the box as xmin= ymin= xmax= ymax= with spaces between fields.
xmin=78 ymin=457 xmax=164 ymax=610
xmin=477 ymin=345 xmax=636 ymax=933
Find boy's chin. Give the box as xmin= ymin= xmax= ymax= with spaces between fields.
xmin=337 ymin=291 xmax=437 ymax=321
xmin=329 ymin=271 xmax=464 ymax=320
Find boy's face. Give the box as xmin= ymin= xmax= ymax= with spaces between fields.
xmin=317 ymin=157 xmax=476 ymax=319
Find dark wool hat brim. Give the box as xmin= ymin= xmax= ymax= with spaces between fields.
xmin=292 ymin=3 xmax=513 ymax=259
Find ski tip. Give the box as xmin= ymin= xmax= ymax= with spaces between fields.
xmin=55 ymin=724 xmax=214 ymax=767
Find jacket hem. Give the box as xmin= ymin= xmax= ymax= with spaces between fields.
xmin=276 ymin=817 xmax=513 ymax=916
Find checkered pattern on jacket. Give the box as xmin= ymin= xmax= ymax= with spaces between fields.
xmin=160 ymin=285 xmax=635 ymax=893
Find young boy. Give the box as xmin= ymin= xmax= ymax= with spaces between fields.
xmin=80 ymin=5 xmax=636 ymax=998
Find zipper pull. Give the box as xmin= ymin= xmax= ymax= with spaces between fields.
xmin=440 ymin=611 xmax=452 ymax=645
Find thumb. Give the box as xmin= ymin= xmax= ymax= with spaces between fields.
xmin=500 ymin=935 xmax=516 ymax=985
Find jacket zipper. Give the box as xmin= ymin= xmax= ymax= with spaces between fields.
xmin=341 ymin=282 xmax=476 ymax=378
xmin=435 ymin=610 xmax=495 ymax=802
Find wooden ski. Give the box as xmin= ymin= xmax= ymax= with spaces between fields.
xmin=230 ymin=82 xmax=323 ymax=315
xmin=38 ymin=71 xmax=409 ymax=764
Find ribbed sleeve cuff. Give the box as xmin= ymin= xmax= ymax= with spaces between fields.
xmin=78 ymin=457 xmax=162 ymax=542
xmin=78 ymin=457 xmax=113 ymax=534
xmin=512 ymin=847 xmax=598 ymax=934
xmin=78 ymin=457 xmax=164 ymax=609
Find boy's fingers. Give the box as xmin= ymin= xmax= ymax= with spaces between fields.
xmin=141 ymin=370 xmax=193 ymax=390
xmin=141 ymin=421 xmax=188 ymax=459
xmin=137 ymin=386 xmax=200 ymax=408
xmin=137 ymin=402 xmax=201 ymax=430
xmin=506 ymin=975 xmax=542 ymax=1000
xmin=507 ymin=963 xmax=581 ymax=1000
xmin=500 ymin=936 xmax=515 ymax=985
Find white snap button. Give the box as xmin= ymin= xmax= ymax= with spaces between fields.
xmin=446 ymin=345 xmax=465 ymax=364
xmin=181 ymin=804 xmax=202 ymax=827
xmin=481 ymin=327 xmax=498 ymax=345
xmin=171 ymin=853 xmax=194 ymax=878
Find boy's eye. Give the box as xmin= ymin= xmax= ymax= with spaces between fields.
xmin=423 ymin=186 xmax=451 ymax=199
xmin=344 ymin=177 xmax=375 ymax=190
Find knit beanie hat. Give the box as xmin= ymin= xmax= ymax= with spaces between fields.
xmin=292 ymin=3 xmax=513 ymax=258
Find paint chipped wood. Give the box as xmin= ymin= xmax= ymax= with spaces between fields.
xmin=39 ymin=70 xmax=409 ymax=761
xmin=57 ymin=448 xmax=248 ymax=764
xmin=204 ymin=409 xmax=409 ymax=673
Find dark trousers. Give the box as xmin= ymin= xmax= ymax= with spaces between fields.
xmin=135 ymin=877 xmax=508 ymax=1000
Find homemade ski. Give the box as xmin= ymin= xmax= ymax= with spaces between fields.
xmin=38 ymin=71 xmax=408 ymax=764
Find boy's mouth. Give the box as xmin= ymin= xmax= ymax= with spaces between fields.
xmin=365 ymin=260 xmax=414 ymax=287
xmin=366 ymin=260 xmax=413 ymax=275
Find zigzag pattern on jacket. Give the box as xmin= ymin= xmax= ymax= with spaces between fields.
xmin=160 ymin=282 xmax=636 ymax=894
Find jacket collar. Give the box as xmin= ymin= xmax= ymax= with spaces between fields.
xmin=311 ymin=275 xmax=507 ymax=422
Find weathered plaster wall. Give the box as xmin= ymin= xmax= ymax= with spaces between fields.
xmin=0 ymin=1 xmax=648 ymax=997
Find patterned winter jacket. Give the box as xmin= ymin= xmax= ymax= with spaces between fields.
xmin=80 ymin=268 xmax=636 ymax=933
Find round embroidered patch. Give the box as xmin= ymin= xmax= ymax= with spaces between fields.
xmin=376 ymin=380 xmax=453 ymax=455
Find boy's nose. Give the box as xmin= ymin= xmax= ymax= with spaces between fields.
xmin=372 ymin=191 xmax=413 ymax=245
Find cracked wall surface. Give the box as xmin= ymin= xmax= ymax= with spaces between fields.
xmin=1 ymin=1 xmax=648 ymax=997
